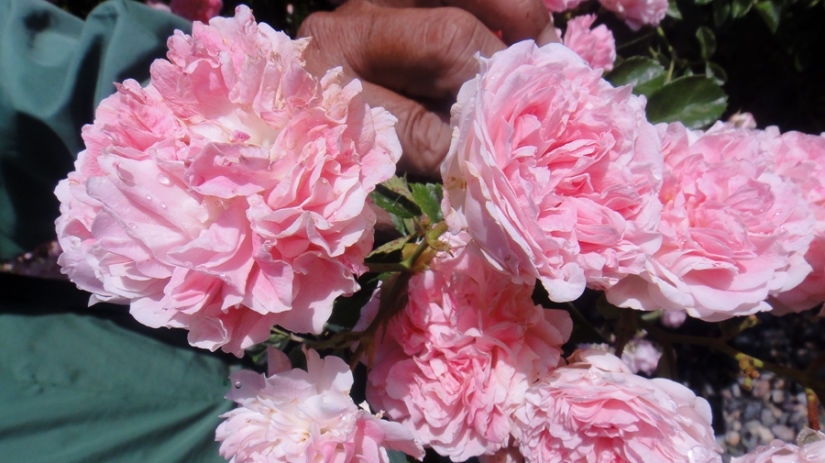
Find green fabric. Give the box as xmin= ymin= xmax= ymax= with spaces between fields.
xmin=0 ymin=0 xmax=190 ymax=259
xmin=0 ymin=3 xmax=237 ymax=462
xmin=0 ymin=274 xmax=236 ymax=462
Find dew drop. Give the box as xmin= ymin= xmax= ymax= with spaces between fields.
xmin=233 ymin=381 xmax=242 ymax=389
xmin=160 ymin=202 xmax=168 ymax=210
xmin=158 ymin=175 xmax=171 ymax=186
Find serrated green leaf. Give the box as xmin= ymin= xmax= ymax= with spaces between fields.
xmin=732 ymin=0 xmax=755 ymax=17
xmin=667 ymin=0 xmax=684 ymax=18
xmin=409 ymin=183 xmax=443 ymax=222
xmin=381 ymin=176 xmax=416 ymax=202
xmin=606 ymin=57 xmax=668 ymax=97
xmin=646 ymin=76 xmax=728 ymax=128
xmin=368 ymin=235 xmax=412 ymax=258
xmin=713 ymin=0 xmax=732 ymax=26
xmin=369 ymin=187 xmax=421 ymax=219
xmin=696 ymin=26 xmax=717 ymax=60
xmin=755 ymin=1 xmax=781 ymax=33
xmin=389 ymin=214 xmax=408 ymax=235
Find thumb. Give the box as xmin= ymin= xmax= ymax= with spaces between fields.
xmin=361 ymin=81 xmax=451 ymax=179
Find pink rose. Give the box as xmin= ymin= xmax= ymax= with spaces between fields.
xmin=599 ymin=0 xmax=668 ymax=30
xmin=365 ymin=232 xmax=572 ymax=460
xmin=512 ymin=349 xmax=722 ymax=463
xmin=731 ymin=431 xmax=825 ymax=463
xmin=764 ymin=130 xmax=825 ymax=313
xmin=54 ymin=6 xmax=401 ymax=356
xmin=620 ymin=337 xmax=662 ymax=375
xmin=216 ymin=348 xmax=424 ymax=463
xmin=562 ymin=15 xmax=617 ymax=71
xmin=441 ymin=41 xmax=663 ymax=302
xmin=578 ymin=337 xmax=662 ymax=375
xmin=607 ymin=122 xmax=814 ymax=321
xmin=543 ymin=0 xmax=587 ymax=13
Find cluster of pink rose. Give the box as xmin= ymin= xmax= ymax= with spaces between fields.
xmin=55 ymin=6 xmax=401 ymax=356
xmin=53 ymin=5 xmax=825 ymax=463
xmin=545 ymin=0 xmax=668 ymax=31
xmin=549 ymin=0 xmax=671 ymax=73
xmin=361 ymin=233 xmax=721 ymax=462
xmin=442 ymin=40 xmax=825 ymax=324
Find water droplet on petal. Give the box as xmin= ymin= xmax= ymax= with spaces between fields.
xmin=233 ymin=381 xmax=242 ymax=389
xmin=158 ymin=175 xmax=171 ymax=186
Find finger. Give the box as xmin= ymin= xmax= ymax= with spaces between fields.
xmin=302 ymin=1 xmax=506 ymax=101
xmin=444 ymin=0 xmax=554 ymax=44
xmin=360 ymin=81 xmax=451 ymax=178
xmin=360 ymin=4 xmax=506 ymax=101
xmin=371 ymin=0 xmax=560 ymax=45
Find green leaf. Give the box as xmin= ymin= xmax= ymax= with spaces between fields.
xmin=0 ymin=275 xmax=236 ymax=463
xmin=713 ymin=0 xmax=732 ymax=26
xmin=755 ymin=1 xmax=781 ymax=33
xmin=605 ymin=57 xmax=668 ymax=97
xmin=369 ymin=177 xmax=422 ymax=233
xmin=381 ymin=176 xmax=416 ymax=203
xmin=732 ymin=0 xmax=755 ymax=17
xmin=695 ymin=26 xmax=717 ymax=60
xmin=369 ymin=187 xmax=420 ymax=220
xmin=368 ymin=235 xmax=412 ymax=258
xmin=646 ymin=76 xmax=728 ymax=128
xmin=667 ymin=0 xmax=684 ymax=19
xmin=694 ymin=0 xmax=714 ymax=6
xmin=409 ymin=183 xmax=443 ymax=223
xmin=705 ymin=61 xmax=728 ymax=84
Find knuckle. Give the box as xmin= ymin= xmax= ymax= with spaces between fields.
xmin=423 ymin=7 xmax=484 ymax=63
xmin=296 ymin=11 xmax=330 ymax=39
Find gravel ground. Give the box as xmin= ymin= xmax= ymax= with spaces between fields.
xmin=672 ymin=309 xmax=825 ymax=460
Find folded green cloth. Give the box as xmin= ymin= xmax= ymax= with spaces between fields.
xmin=0 ymin=0 xmax=189 ymax=259
xmin=0 ymin=4 xmax=236 ymax=462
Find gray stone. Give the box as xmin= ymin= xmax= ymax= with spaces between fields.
xmin=771 ymin=424 xmax=795 ymax=442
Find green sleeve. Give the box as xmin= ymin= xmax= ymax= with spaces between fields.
xmin=0 ymin=4 xmax=236 ymax=462
xmin=0 ymin=0 xmax=190 ymax=259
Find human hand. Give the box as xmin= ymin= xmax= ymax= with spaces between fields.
xmin=298 ymin=0 xmax=559 ymax=178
